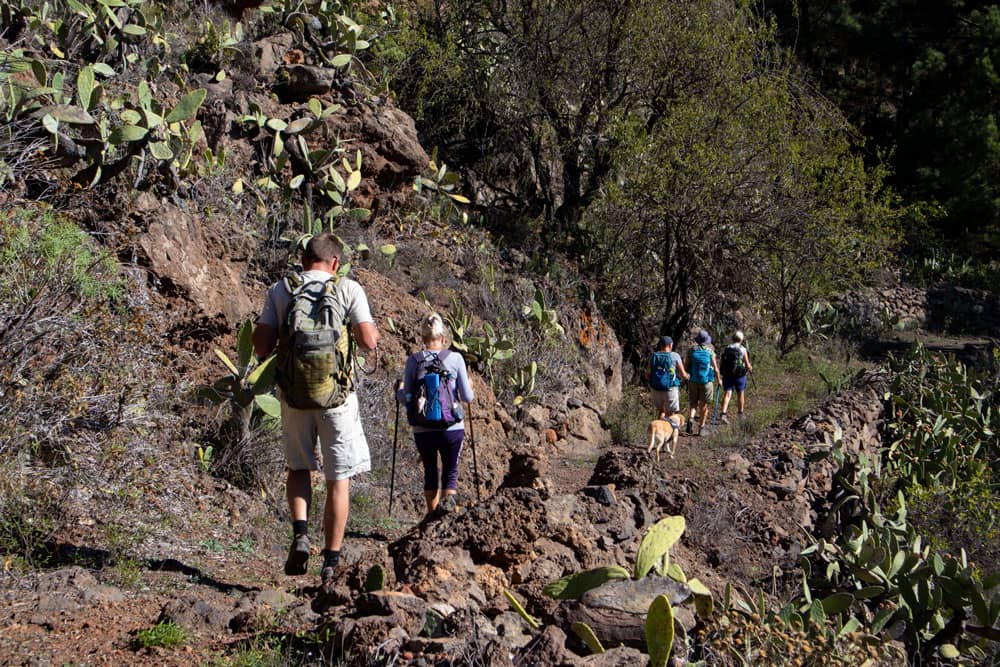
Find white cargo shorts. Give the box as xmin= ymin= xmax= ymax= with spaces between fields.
xmin=281 ymin=392 xmax=372 ymax=481
xmin=651 ymin=387 xmax=680 ymax=415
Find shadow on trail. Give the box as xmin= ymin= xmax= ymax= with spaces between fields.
xmin=145 ymin=557 xmax=258 ymax=594
xmin=41 ymin=543 xmax=259 ymax=594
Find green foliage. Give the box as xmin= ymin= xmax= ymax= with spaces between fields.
xmin=444 ymin=299 xmax=515 ymax=385
xmin=196 ymin=445 xmax=214 ymax=474
xmin=200 ymin=319 xmax=280 ymax=424
xmin=507 ymin=361 xmax=538 ymax=408
xmin=767 ymin=1 xmax=1000 ymax=264
xmin=798 ymin=348 xmax=1000 ymax=662
xmin=503 ymin=589 xmax=540 ymax=629
xmin=363 ymin=564 xmax=385 ymax=593
xmin=2 ymin=209 xmax=122 ymax=302
xmin=904 ymin=248 xmax=1000 ymax=291
xmin=132 ymin=620 xmax=189 ymax=649
xmin=543 ymin=565 xmax=631 ymax=601
xmin=885 ymin=346 xmax=999 ymax=491
xmin=646 ymin=594 xmax=675 ymax=667
xmin=522 ymin=288 xmax=564 ymax=338
xmin=571 ymin=622 xmax=605 ymax=655
xmin=412 ymin=152 xmax=470 ymax=225
xmin=634 ymin=516 xmax=686 ymax=580
xmin=265 ymin=0 xmax=373 ymax=72
xmin=187 ymin=19 xmax=244 ymax=72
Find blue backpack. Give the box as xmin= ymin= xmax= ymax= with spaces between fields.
xmin=407 ymin=350 xmax=463 ymax=428
xmin=649 ymin=352 xmax=680 ymax=390
xmin=688 ymin=346 xmax=715 ymax=384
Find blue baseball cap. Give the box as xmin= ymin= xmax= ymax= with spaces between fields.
xmin=659 ymin=336 xmax=673 ymax=347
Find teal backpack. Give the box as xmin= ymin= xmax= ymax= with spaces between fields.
xmin=649 ymin=352 xmax=680 ymax=390
xmin=688 ymin=346 xmax=715 ymax=384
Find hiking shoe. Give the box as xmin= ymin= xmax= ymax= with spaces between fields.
xmin=320 ymin=550 xmax=340 ymax=586
xmin=439 ymin=494 xmax=458 ymax=513
xmin=685 ymin=420 xmax=693 ymax=435
xmin=284 ymin=534 xmax=310 ymax=576
xmin=720 ymin=413 xmax=729 ymax=425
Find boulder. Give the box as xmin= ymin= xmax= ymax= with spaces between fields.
xmin=134 ymin=194 xmax=253 ymax=324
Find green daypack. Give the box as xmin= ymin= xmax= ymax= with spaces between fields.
xmin=275 ymin=273 xmax=353 ymax=410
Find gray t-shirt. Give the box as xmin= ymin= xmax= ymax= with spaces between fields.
xmin=258 ymin=270 xmax=374 ymax=330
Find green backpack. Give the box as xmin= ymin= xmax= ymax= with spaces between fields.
xmin=275 ymin=273 xmax=353 ymax=410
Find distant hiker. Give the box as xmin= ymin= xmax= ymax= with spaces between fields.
xmin=252 ymin=232 xmax=380 ymax=585
xmin=398 ymin=312 xmax=474 ymax=519
xmin=646 ymin=336 xmax=689 ymax=419
xmin=719 ymin=330 xmax=753 ymax=424
xmin=686 ymin=329 xmax=722 ymax=436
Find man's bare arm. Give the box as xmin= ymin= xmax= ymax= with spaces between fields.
xmin=252 ymin=323 xmax=278 ymax=359
xmin=353 ymin=321 xmax=380 ymax=351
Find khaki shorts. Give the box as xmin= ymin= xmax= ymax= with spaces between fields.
xmin=651 ymin=387 xmax=680 ymax=415
xmin=281 ymin=392 xmax=371 ymax=481
xmin=689 ymin=381 xmax=714 ymax=407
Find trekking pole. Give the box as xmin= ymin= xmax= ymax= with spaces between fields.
xmin=388 ymin=380 xmax=402 ymax=518
xmin=467 ymin=401 xmax=481 ymax=502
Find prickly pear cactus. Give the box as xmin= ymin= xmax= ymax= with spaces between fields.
xmin=543 ymin=565 xmax=631 ymax=600
xmin=504 ymin=589 xmax=540 ymax=629
xmin=635 ymin=516 xmax=686 ymax=579
xmin=363 ymin=564 xmax=385 ymax=592
xmin=571 ymin=621 xmax=606 ymax=655
xmin=646 ymin=594 xmax=675 ymax=667
xmin=687 ymin=577 xmax=714 ymax=618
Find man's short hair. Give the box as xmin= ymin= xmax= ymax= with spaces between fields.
xmin=303 ymin=232 xmax=342 ymax=265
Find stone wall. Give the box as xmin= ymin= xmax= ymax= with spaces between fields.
xmin=926 ymin=283 xmax=1000 ymax=335
xmin=836 ymin=282 xmax=1000 ymax=336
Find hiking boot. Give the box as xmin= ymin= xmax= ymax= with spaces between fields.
xmin=720 ymin=413 xmax=729 ymax=425
xmin=685 ymin=420 xmax=693 ymax=435
xmin=284 ymin=534 xmax=310 ymax=576
xmin=320 ymin=549 xmax=340 ymax=586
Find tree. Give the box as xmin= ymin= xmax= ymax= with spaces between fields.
xmin=584 ymin=9 xmax=897 ymax=352
xmin=766 ymin=0 xmax=1000 ymax=261
xmin=384 ymin=0 xmax=750 ymax=245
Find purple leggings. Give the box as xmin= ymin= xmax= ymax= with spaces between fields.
xmin=414 ymin=429 xmax=465 ymax=491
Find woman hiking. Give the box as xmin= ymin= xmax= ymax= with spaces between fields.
xmin=398 ymin=313 xmax=474 ymax=519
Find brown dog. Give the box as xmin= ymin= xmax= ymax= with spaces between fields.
xmin=647 ymin=414 xmax=686 ymax=461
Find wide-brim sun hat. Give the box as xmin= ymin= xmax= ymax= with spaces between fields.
xmin=695 ymin=330 xmax=711 ymax=345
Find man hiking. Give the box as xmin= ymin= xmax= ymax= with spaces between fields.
xmin=646 ymin=336 xmax=689 ymax=419
xmin=252 ymin=232 xmax=380 ymax=585
xmin=686 ymin=329 xmax=722 ymax=436
xmin=719 ymin=330 xmax=753 ymax=424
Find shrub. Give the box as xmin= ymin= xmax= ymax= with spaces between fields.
xmin=133 ymin=620 xmax=189 ymax=649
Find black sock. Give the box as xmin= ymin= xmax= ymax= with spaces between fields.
xmin=292 ymin=520 xmax=308 ymax=537
xmin=322 ymin=549 xmax=340 ymax=568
